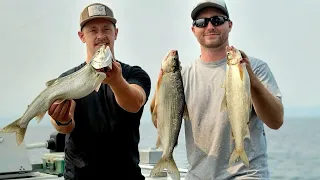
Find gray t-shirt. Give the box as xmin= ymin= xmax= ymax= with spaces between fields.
xmin=181 ymin=56 xmax=282 ymax=180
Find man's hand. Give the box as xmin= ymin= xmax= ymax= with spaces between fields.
xmin=239 ymin=50 xmax=259 ymax=88
xmin=48 ymin=100 xmax=76 ymax=123
xmin=102 ymin=61 xmax=123 ymax=86
xmin=239 ymin=49 xmax=284 ymax=129
xmin=101 ymin=60 xmax=148 ymax=113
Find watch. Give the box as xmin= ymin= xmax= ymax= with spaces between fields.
xmin=55 ymin=119 xmax=72 ymax=126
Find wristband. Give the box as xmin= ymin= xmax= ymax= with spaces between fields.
xmin=55 ymin=119 xmax=72 ymax=126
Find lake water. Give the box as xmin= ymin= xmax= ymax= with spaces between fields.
xmin=17 ymin=117 xmax=320 ymax=179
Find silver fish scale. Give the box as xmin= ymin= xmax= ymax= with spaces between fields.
xmin=157 ymin=71 xmax=185 ymax=158
xmin=19 ymin=64 xmax=106 ymax=128
xmin=0 ymin=45 xmax=110 ymax=146
xmin=225 ymin=65 xmax=251 ymax=148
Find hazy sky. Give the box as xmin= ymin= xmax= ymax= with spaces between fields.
xmin=0 ymin=0 xmax=319 ymax=124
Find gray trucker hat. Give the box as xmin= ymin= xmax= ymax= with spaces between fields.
xmin=191 ymin=0 xmax=229 ymax=20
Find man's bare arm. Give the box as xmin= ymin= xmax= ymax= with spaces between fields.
xmin=110 ymin=76 xmax=147 ymax=113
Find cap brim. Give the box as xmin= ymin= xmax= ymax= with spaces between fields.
xmin=80 ymin=16 xmax=117 ymax=29
xmin=191 ymin=2 xmax=229 ymax=20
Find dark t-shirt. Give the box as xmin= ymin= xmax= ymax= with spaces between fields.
xmin=58 ymin=61 xmax=151 ymax=180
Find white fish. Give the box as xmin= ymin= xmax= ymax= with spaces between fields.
xmin=0 ymin=45 xmax=113 ymax=146
xmin=150 ymin=50 xmax=185 ymax=180
xmin=220 ymin=45 xmax=252 ymax=167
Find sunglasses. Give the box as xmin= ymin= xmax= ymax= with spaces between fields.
xmin=193 ymin=15 xmax=229 ymax=28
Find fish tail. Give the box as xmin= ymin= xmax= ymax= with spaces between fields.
xmin=0 ymin=118 xmax=27 ymax=146
xmin=229 ymin=148 xmax=250 ymax=168
xmin=150 ymin=156 xmax=180 ymax=180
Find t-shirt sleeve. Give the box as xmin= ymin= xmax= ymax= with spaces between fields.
xmin=125 ymin=65 xmax=152 ymax=104
xmin=253 ymin=62 xmax=282 ymax=103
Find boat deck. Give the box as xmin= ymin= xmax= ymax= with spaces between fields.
xmin=0 ymin=164 xmax=187 ymax=180
xmin=0 ymin=132 xmax=187 ymax=180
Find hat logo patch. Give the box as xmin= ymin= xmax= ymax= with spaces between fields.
xmin=88 ymin=5 xmax=107 ymax=17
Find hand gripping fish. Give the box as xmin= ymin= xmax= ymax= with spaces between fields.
xmin=0 ymin=45 xmax=113 ymax=146
xmin=149 ymin=50 xmax=186 ymax=180
xmin=220 ymin=45 xmax=252 ymax=168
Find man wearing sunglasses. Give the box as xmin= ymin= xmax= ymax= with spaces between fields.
xmin=181 ymin=0 xmax=284 ymax=179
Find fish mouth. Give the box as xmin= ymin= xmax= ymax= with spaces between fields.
xmin=226 ymin=46 xmax=242 ymax=65
xmin=96 ymin=67 xmax=111 ymax=73
xmin=161 ymin=49 xmax=180 ymax=72
xmin=90 ymin=45 xmax=114 ymax=71
xmin=226 ymin=45 xmax=234 ymax=51
xmin=167 ymin=50 xmax=178 ymax=60
xmin=170 ymin=50 xmax=178 ymax=56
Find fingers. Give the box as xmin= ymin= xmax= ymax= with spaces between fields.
xmin=102 ymin=61 xmax=122 ymax=85
xmin=51 ymin=100 xmax=69 ymax=120
xmin=48 ymin=103 xmax=58 ymax=115
xmin=59 ymin=100 xmax=70 ymax=118
xmin=49 ymin=100 xmax=74 ymax=122
xmin=104 ymin=61 xmax=119 ymax=78
xmin=238 ymin=50 xmax=255 ymax=76
xmin=114 ymin=61 xmax=121 ymax=67
xmin=105 ymin=71 xmax=112 ymax=78
xmin=111 ymin=61 xmax=121 ymax=71
xmin=239 ymin=50 xmax=248 ymax=59
xmin=69 ymin=100 xmax=76 ymax=120
xmin=239 ymin=50 xmax=250 ymax=65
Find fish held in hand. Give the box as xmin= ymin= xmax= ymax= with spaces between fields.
xmin=0 ymin=45 xmax=113 ymax=146
xmin=149 ymin=50 xmax=185 ymax=180
xmin=220 ymin=45 xmax=252 ymax=168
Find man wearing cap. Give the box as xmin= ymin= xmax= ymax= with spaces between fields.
xmin=180 ymin=0 xmax=284 ymax=179
xmin=48 ymin=3 xmax=151 ymax=180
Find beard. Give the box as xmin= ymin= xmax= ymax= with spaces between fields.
xmin=198 ymin=31 xmax=229 ymax=49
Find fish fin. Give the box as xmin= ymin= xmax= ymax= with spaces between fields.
xmin=220 ymin=92 xmax=227 ymax=112
xmin=151 ymin=112 xmax=158 ymax=128
xmin=156 ymin=135 xmax=162 ymax=150
xmin=238 ymin=63 xmax=244 ymax=81
xmin=183 ymin=104 xmax=190 ymax=120
xmin=94 ymin=72 xmax=106 ymax=92
xmin=151 ymin=110 xmax=158 ymax=128
xmin=229 ymin=148 xmax=250 ymax=168
xmin=53 ymin=99 xmax=66 ymax=105
xmin=0 ymin=118 xmax=27 ymax=146
xmin=240 ymin=150 xmax=250 ymax=168
xmin=150 ymin=91 xmax=156 ymax=114
xmin=150 ymin=90 xmax=158 ymax=128
xmin=229 ymin=149 xmax=238 ymax=166
xmin=151 ymin=69 xmax=164 ymax=128
xmin=156 ymin=69 xmax=163 ymax=91
xmin=231 ymin=130 xmax=235 ymax=140
xmin=35 ymin=112 xmax=46 ymax=123
xmin=150 ymin=157 xmax=180 ymax=180
xmin=229 ymin=131 xmax=234 ymax=151
xmin=95 ymin=82 xmax=102 ymax=92
xmin=244 ymin=125 xmax=250 ymax=140
xmin=45 ymin=78 xmax=58 ymax=87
